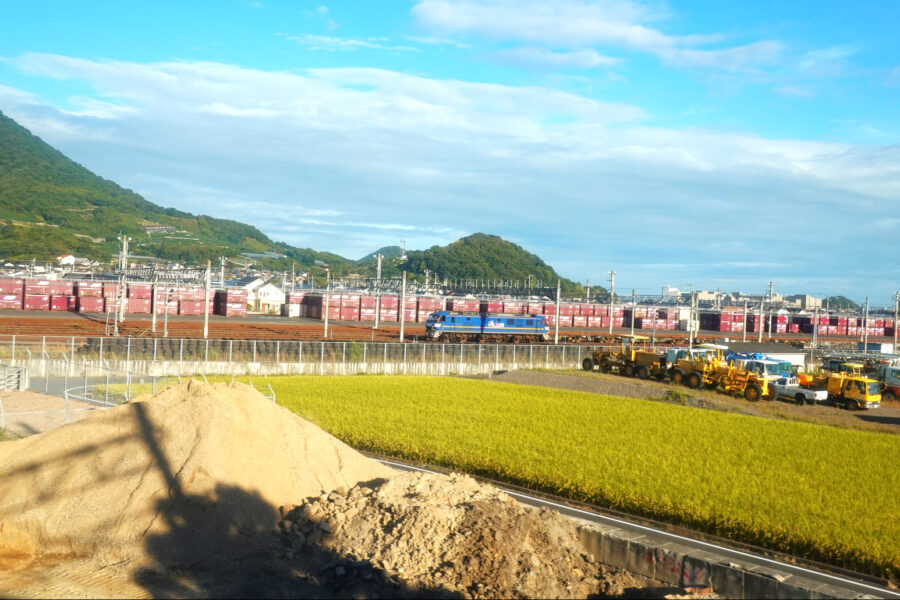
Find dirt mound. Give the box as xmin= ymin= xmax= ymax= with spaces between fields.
xmin=0 ymin=380 xmax=392 ymax=569
xmin=279 ymin=471 xmax=646 ymax=599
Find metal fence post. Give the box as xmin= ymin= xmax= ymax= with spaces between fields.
xmin=106 ymin=371 xmax=110 ymax=405
xmin=478 ymin=344 xmax=482 ymax=365
xmin=530 ymin=345 xmax=533 ymax=368
xmin=11 ymin=335 xmax=15 ymax=360
xmin=512 ymin=346 xmax=516 ymax=369
xmin=83 ymin=361 xmax=87 ymax=400
xmin=153 ymin=338 xmax=157 ymax=362
xmin=229 ymin=340 xmax=233 ymax=362
xmin=276 ymin=340 xmax=280 ymax=363
xmin=180 ymin=339 xmax=184 ymax=363
xmin=206 ymin=339 xmax=210 ymax=363
xmin=403 ymin=344 xmax=407 ymax=374
xmin=320 ymin=342 xmax=325 ymax=364
xmin=383 ymin=343 xmax=388 ymax=374
xmin=42 ymin=336 xmax=46 ymax=359
xmin=495 ymin=345 xmax=499 ymax=370
xmin=546 ymin=346 xmax=550 ymax=368
xmin=252 ymin=340 xmax=256 ymax=362
xmin=126 ymin=337 xmax=131 ymax=365
xmin=99 ymin=337 xmax=103 ymax=363
xmin=298 ymin=341 xmax=302 ymax=363
xmin=342 ymin=342 xmax=346 ymax=364
xmin=71 ymin=336 xmax=74 ymax=361
xmin=562 ymin=346 xmax=566 ymax=366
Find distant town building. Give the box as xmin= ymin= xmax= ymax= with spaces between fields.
xmin=142 ymin=224 xmax=176 ymax=235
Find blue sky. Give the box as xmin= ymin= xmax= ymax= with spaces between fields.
xmin=1 ymin=1 xmax=898 ymax=304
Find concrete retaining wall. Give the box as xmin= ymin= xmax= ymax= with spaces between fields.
xmin=575 ymin=520 xmax=878 ymax=599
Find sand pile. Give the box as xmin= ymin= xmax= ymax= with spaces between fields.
xmin=0 ymin=380 xmax=392 ymax=569
xmin=277 ymin=471 xmax=640 ymax=599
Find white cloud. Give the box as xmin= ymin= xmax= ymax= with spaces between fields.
xmin=283 ymin=34 xmax=418 ymax=52
xmin=2 ymin=53 xmax=898 ymax=298
xmin=411 ymin=0 xmax=783 ymax=70
xmin=496 ymin=47 xmax=619 ymax=69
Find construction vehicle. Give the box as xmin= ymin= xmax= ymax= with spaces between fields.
xmin=799 ymin=363 xmax=884 ymax=410
xmin=582 ymin=335 xmax=668 ymax=379
xmin=874 ymin=365 xmax=900 ymax=403
xmin=669 ymin=344 xmax=728 ymax=388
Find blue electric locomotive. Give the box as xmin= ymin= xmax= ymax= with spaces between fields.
xmin=425 ymin=311 xmax=549 ymax=342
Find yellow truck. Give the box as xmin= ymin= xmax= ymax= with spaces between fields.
xmin=582 ymin=335 xmax=668 ymax=379
xmin=799 ymin=363 xmax=884 ymax=410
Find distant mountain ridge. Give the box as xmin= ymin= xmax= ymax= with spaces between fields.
xmin=0 ymin=110 xmax=585 ymax=290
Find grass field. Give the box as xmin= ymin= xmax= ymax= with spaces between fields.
xmin=216 ymin=375 xmax=898 ymax=578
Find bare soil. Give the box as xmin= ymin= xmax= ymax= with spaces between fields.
xmin=482 ymin=369 xmax=900 ymax=434
xmin=0 ymin=380 xmax=714 ymax=599
xmin=0 ymin=390 xmax=101 ymax=438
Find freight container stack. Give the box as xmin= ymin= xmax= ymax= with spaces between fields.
xmin=213 ymin=289 xmax=248 ymax=317
xmin=769 ymin=314 xmax=788 ymax=334
xmin=177 ymin=300 xmax=208 ymax=316
xmin=417 ymin=296 xmax=442 ymax=322
xmin=0 ymin=278 xmax=23 ymax=310
xmin=480 ymin=299 xmax=502 ymax=313
xmin=446 ymin=298 xmax=480 ymax=312
xmin=77 ymin=296 xmax=104 ymax=313
xmin=128 ymin=283 xmax=153 ymax=299
xmin=502 ymin=300 xmax=525 ymax=315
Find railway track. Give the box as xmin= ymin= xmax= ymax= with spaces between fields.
xmin=0 ymin=310 xmax=887 ymax=346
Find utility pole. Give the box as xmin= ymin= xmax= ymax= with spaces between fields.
xmin=323 ymin=268 xmax=330 ymax=340
xmin=399 ymin=270 xmax=407 ymax=342
xmin=203 ymin=260 xmax=211 ymax=339
xmin=118 ymin=274 xmax=127 ymax=322
xmin=894 ymin=292 xmax=899 ymax=352
xmin=757 ymin=299 xmax=764 ymax=344
xmin=651 ymin=302 xmax=657 ymax=350
xmin=151 ymin=273 xmax=158 ymax=334
xmin=554 ymin=279 xmax=561 ymax=345
xmin=742 ymin=299 xmax=748 ymax=343
xmin=607 ymin=270 xmax=616 ymax=335
xmin=862 ymin=297 xmax=869 ymax=350
xmin=163 ymin=286 xmax=170 ymax=338
xmin=586 ymin=279 xmax=591 ymax=303
xmin=688 ymin=291 xmax=696 ymax=349
xmin=812 ymin=302 xmax=819 ymax=348
xmin=630 ymin=288 xmax=636 ymax=337
xmin=220 ymin=256 xmax=225 ymax=288
xmin=374 ymin=253 xmax=383 ymax=329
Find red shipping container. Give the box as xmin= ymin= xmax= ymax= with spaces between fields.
xmin=416 ymin=311 xmax=430 ymax=323
xmin=403 ymin=297 xmax=418 ymax=310
xmin=543 ymin=314 xmax=556 ymax=327
xmin=23 ymin=295 xmax=50 ymax=310
xmin=732 ymin=322 xmax=745 ymax=333
xmin=789 ymin=323 xmax=800 ymax=333
xmin=49 ymin=296 xmax=70 ymax=311
xmin=418 ymin=297 xmax=442 ymax=310
xmin=587 ymin=316 xmax=603 ymax=328
xmin=526 ymin=302 xmax=544 ymax=314
xmin=24 ymin=280 xmax=53 ymax=295
xmin=578 ymin=304 xmax=595 ymax=316
xmin=155 ymin=300 xmax=178 ymax=315
xmin=359 ymin=295 xmax=377 ymax=308
xmin=0 ymin=294 xmax=22 ymax=309
xmin=380 ymin=295 xmax=399 ymax=309
xmin=874 ymin=319 xmax=885 ymax=327
xmin=77 ymin=296 xmax=105 ymax=313
xmin=48 ymin=281 xmax=74 ymax=295
xmin=379 ymin=309 xmax=398 ymax=322
xmin=481 ymin=300 xmax=502 ymax=313
xmin=76 ymin=282 xmax=103 ymax=297
xmin=542 ymin=303 xmax=557 ymax=315
xmin=401 ymin=309 xmax=417 ymax=322
xmin=128 ymin=283 xmax=153 ymax=299
xmin=503 ymin=301 xmax=525 ymax=314
xmin=559 ymin=303 xmax=578 ymax=317
xmin=572 ymin=315 xmax=587 ymax=328
xmin=102 ymin=283 xmax=121 ymax=298
xmin=0 ymin=278 xmax=23 ymax=294
xmin=360 ymin=308 xmax=377 ymax=321
xmin=340 ymin=307 xmax=360 ymax=321
xmin=127 ymin=298 xmax=152 ymax=314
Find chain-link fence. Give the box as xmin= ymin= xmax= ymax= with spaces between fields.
xmin=0 ymin=335 xmax=606 ymax=374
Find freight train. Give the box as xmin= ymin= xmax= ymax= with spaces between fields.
xmin=425 ymin=311 xmax=549 ymax=342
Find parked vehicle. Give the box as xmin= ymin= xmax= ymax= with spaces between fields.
xmin=799 ymin=365 xmax=884 ymax=410
xmin=582 ymin=335 xmax=669 ymax=378
xmin=772 ymin=377 xmax=829 ymax=405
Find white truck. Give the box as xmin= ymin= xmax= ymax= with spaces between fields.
xmin=772 ymin=377 xmax=829 ymax=405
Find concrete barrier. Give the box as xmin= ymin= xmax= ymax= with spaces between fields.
xmin=575 ymin=519 xmax=876 ymax=599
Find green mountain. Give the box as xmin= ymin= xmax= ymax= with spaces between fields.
xmin=400 ymin=233 xmax=597 ymax=294
xmin=358 ymin=245 xmax=403 ymax=263
xmin=0 ymin=110 xmax=283 ymax=265
xmin=825 ymin=295 xmax=860 ymax=310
